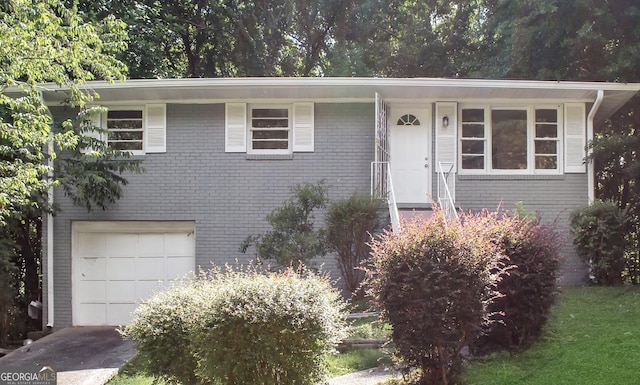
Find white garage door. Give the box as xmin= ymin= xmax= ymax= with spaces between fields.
xmin=72 ymin=222 xmax=195 ymax=326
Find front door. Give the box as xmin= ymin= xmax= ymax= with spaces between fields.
xmin=389 ymin=105 xmax=432 ymax=204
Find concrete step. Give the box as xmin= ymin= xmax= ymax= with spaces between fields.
xmin=398 ymin=207 xmax=434 ymax=222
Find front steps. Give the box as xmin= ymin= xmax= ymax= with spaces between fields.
xmin=397 ymin=204 xmax=434 ymax=222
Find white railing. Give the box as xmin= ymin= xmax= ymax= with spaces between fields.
xmin=371 ymin=161 xmax=401 ymax=233
xmin=437 ymin=162 xmax=459 ymax=221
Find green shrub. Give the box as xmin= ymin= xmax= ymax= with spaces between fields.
xmin=122 ymin=282 xmax=202 ymax=385
xmin=326 ymin=192 xmax=385 ymax=296
xmin=367 ymin=211 xmax=497 ymax=385
xmin=241 ymin=181 xmax=329 ymax=268
xmin=467 ymin=209 xmax=561 ymax=354
xmin=191 ymin=268 xmax=347 ymax=385
xmin=570 ymin=201 xmax=626 ymax=285
xmin=124 ymin=268 xmax=347 ymax=385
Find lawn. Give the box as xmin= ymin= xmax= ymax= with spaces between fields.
xmin=463 ymin=286 xmax=640 ymax=385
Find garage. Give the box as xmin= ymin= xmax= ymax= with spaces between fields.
xmin=72 ymin=221 xmax=196 ymax=326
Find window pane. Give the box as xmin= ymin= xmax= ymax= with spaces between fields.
xmin=111 ymin=141 xmax=143 ymax=151
xmin=252 ymin=109 xmax=288 ymax=118
xmin=462 ymin=109 xmax=484 ymax=122
xmin=535 ymin=109 xmax=557 ymax=123
xmin=536 ymin=124 xmax=557 ymax=138
xmin=535 ymin=155 xmax=557 ymax=169
xmin=108 ymin=110 xmax=142 ymax=119
xmin=252 ymin=130 xmax=289 ymax=140
xmin=462 ymin=124 xmax=484 ymax=138
xmin=109 ymin=131 xmax=143 ymax=141
xmin=535 ymin=140 xmax=557 ymax=154
xmin=253 ymin=141 xmax=289 ymax=150
xmin=492 ymin=109 xmax=527 ymax=170
xmin=251 ymin=118 xmax=289 ymax=128
xmin=462 ymin=155 xmax=484 ymax=169
xmin=108 ymin=120 xmax=143 ymax=129
xmin=461 ymin=140 xmax=484 ymax=155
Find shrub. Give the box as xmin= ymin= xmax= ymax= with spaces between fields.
xmin=124 ymin=268 xmax=347 ymax=385
xmin=326 ymin=192 xmax=385 ymax=296
xmin=122 ymin=282 xmax=202 ymax=385
xmin=241 ymin=181 xmax=329 ymax=267
xmin=570 ymin=201 xmax=626 ymax=285
xmin=466 ymin=209 xmax=561 ymax=354
xmin=367 ymin=210 xmax=497 ymax=385
xmin=191 ymin=268 xmax=347 ymax=385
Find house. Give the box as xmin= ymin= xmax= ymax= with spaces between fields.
xmin=41 ymin=77 xmax=640 ymax=328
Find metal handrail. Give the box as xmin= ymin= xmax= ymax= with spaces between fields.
xmin=437 ymin=162 xmax=458 ymax=221
xmin=371 ymin=161 xmax=401 ymax=232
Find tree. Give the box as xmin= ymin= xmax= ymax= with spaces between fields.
xmin=0 ymin=0 xmax=139 ymax=341
xmin=326 ymin=193 xmax=385 ymax=296
xmin=241 ymin=181 xmax=329 ymax=268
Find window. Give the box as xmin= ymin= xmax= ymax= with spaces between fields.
xmin=250 ymin=107 xmax=290 ymax=152
xmin=460 ymin=109 xmax=485 ymax=170
xmin=492 ymin=109 xmax=528 ymax=170
xmin=534 ymin=109 xmax=559 ymax=169
xmin=225 ymin=102 xmax=314 ymax=154
xmin=397 ymin=114 xmax=420 ymax=126
xmin=107 ymin=109 xmax=144 ymax=151
xmin=459 ymin=106 xmax=561 ymax=173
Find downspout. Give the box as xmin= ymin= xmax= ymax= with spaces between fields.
xmin=46 ymin=150 xmax=54 ymax=328
xmin=586 ymin=90 xmax=604 ymax=204
xmin=40 ymin=91 xmax=54 ymax=328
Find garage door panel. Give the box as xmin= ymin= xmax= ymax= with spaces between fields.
xmin=77 ymin=281 xmax=106 ymax=302
xmin=107 ymin=281 xmax=136 ymax=302
xmin=136 ymin=257 xmax=166 ymax=280
xmin=165 ymin=233 xmax=195 ymax=256
xmin=108 ymin=258 xmax=136 ymax=280
xmin=136 ymin=280 xmax=166 ymax=300
xmin=77 ymin=234 xmax=107 ymax=257
xmin=107 ymin=304 xmax=137 ymax=325
xmin=77 ymin=304 xmax=106 ymax=325
xmin=137 ymin=234 xmax=165 ymax=257
xmin=168 ymin=256 xmax=195 ymax=277
xmin=105 ymin=234 xmax=138 ymax=257
xmin=77 ymin=257 xmax=106 ymax=280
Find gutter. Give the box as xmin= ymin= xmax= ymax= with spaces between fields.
xmin=586 ymin=90 xmax=604 ymax=204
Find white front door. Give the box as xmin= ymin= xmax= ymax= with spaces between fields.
xmin=389 ymin=106 xmax=432 ymax=204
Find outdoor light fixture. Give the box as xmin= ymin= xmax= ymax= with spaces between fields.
xmin=442 ymin=115 xmax=449 ymax=128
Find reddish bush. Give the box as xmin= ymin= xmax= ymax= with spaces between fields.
xmin=466 ymin=208 xmax=562 ymax=354
xmin=367 ymin=210 xmax=498 ymax=385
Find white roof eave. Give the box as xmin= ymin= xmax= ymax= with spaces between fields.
xmin=34 ymin=77 xmax=640 ymax=124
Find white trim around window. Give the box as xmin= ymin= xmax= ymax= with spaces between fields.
xmin=225 ymin=102 xmax=314 ymax=154
xmin=458 ymin=104 xmax=564 ymax=175
xmin=87 ymin=104 xmax=167 ymax=155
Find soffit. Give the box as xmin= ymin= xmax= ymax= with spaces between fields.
xmin=32 ymin=77 xmax=640 ymax=125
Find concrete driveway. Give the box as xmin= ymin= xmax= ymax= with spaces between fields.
xmin=0 ymin=327 xmax=136 ymax=385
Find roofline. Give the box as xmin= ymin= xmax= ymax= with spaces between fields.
xmin=67 ymin=77 xmax=640 ymax=92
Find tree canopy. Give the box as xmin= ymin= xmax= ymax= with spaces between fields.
xmin=0 ymin=0 xmax=128 ymax=223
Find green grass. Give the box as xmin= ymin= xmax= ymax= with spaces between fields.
xmin=109 ymin=349 xmax=389 ymax=384
xmin=327 ymin=348 xmax=392 ymax=377
xmin=463 ymin=286 xmax=640 ymax=385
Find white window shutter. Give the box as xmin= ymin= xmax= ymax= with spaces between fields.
xmin=435 ymin=102 xmax=457 ymax=170
xmin=564 ymin=103 xmax=586 ymax=173
xmin=293 ymin=103 xmax=314 ymax=152
xmin=81 ymin=108 xmax=105 ymax=154
xmin=225 ymin=103 xmax=247 ymax=153
xmin=145 ymin=104 xmax=167 ymax=153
